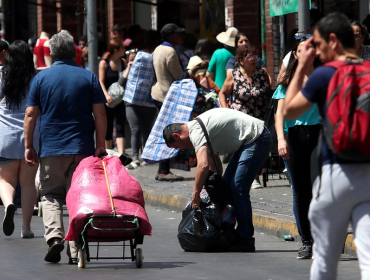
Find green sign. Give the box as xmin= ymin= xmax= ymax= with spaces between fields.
xmin=270 ymin=0 xmax=311 ymax=17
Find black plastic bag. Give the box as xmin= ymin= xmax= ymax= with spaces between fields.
xmin=177 ymin=204 xmax=235 ymax=252
xmin=205 ymin=171 xmax=232 ymax=207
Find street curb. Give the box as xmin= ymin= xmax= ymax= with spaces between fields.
xmin=143 ymin=190 xmax=357 ymax=257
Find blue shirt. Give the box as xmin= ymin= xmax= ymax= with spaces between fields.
xmin=27 ymin=60 xmax=106 ymax=157
xmin=272 ymin=84 xmax=321 ymax=129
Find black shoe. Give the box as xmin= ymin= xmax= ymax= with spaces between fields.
xmin=3 ymin=204 xmax=15 ymax=236
xmin=229 ymin=238 xmax=255 ymax=252
xmin=45 ymin=238 xmax=65 ymax=263
xmin=297 ymin=243 xmax=312 ymax=259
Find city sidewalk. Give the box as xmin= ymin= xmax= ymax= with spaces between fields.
xmin=126 ymin=155 xmax=357 ymax=257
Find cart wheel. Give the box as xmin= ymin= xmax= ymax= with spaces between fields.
xmin=78 ymin=248 xmax=87 ymax=268
xmin=135 ymin=248 xmax=143 ymax=268
xmin=38 ymin=202 xmax=43 ymax=217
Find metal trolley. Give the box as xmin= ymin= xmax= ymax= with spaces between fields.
xmin=72 ymin=214 xmax=144 ymax=268
xmin=71 ymin=156 xmax=145 ymax=268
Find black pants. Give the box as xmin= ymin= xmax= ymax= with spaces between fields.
xmin=105 ymin=102 xmax=126 ymax=140
xmin=153 ymin=99 xmax=170 ymax=174
xmin=286 ymin=124 xmax=320 ymax=244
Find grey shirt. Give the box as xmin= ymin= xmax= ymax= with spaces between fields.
xmin=187 ymin=108 xmax=265 ymax=155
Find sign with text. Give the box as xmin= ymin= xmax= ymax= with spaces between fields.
xmin=270 ymin=0 xmax=311 ymax=17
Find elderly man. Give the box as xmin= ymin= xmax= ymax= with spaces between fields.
xmin=163 ymin=108 xmax=272 ymax=251
xmin=24 ymin=32 xmax=107 ymax=263
xmin=151 ymin=23 xmax=208 ymax=182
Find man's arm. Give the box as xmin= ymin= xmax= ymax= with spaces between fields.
xmin=24 ymin=106 xmax=39 ymax=166
xmin=92 ymin=103 xmax=107 ymax=157
xmin=192 ymin=145 xmax=210 ymax=209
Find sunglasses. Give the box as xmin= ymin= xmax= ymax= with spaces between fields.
xmin=294 ymin=34 xmax=313 ymax=40
xmin=125 ymin=48 xmax=138 ymax=56
xmin=245 ymin=54 xmax=258 ymax=60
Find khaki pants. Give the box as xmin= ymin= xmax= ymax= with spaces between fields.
xmin=39 ymin=155 xmax=86 ymax=258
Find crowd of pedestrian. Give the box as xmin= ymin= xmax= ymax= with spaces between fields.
xmin=0 ymin=11 xmax=369 ymax=280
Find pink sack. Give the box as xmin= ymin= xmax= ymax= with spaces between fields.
xmin=65 ymin=156 xmax=152 ymax=241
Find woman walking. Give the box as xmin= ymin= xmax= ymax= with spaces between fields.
xmin=0 ymin=40 xmax=39 ymax=238
xmin=98 ymin=39 xmax=127 ymax=154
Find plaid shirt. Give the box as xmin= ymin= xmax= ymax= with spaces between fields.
xmin=123 ymin=51 xmax=156 ymax=107
xmin=141 ymin=79 xmax=198 ymax=163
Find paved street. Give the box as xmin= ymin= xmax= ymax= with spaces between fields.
xmin=0 ymin=205 xmax=360 ymax=280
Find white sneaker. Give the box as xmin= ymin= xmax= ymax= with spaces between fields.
xmin=251 ymin=179 xmax=263 ymax=189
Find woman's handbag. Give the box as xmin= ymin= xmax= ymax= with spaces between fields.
xmin=107 ymin=82 xmax=124 ymax=108
xmin=195 ymin=118 xmax=232 ymax=207
xmin=106 ymin=59 xmax=125 ymax=108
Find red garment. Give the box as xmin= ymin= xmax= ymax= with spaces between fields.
xmin=75 ymin=44 xmax=82 ymax=67
xmin=33 ymin=38 xmax=50 ymax=68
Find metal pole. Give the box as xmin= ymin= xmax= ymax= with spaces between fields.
xmin=298 ymin=0 xmax=310 ymax=32
xmin=86 ymin=0 xmax=98 ymax=75
xmin=260 ymin=0 xmax=266 ymax=62
xmin=280 ymin=15 xmax=285 ymax=59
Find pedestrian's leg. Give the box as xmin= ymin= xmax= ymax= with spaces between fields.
xmin=0 ymin=160 xmax=20 ymax=236
xmin=140 ymin=106 xmax=157 ymax=152
xmin=105 ymin=105 xmax=114 ymax=149
xmin=19 ymin=159 xmax=38 ymax=237
xmin=227 ymin=130 xmax=271 ymax=249
xmin=0 ymin=160 xmax=19 ymax=206
xmin=66 ymin=155 xmax=86 ymax=260
xmin=352 ymin=201 xmax=370 ymax=279
xmin=114 ymin=102 xmax=126 ymax=155
xmin=283 ymin=158 xmax=301 ymax=235
xmin=39 ymin=156 xmax=73 ymax=263
xmin=125 ymin=103 xmax=141 ymax=159
xmin=309 ymin=164 xmax=352 ymax=280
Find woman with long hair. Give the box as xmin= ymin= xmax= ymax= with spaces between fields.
xmin=0 ymin=40 xmax=39 ymax=238
xmin=274 ymin=37 xmax=321 ymax=259
xmin=349 ymin=19 xmax=370 ymax=60
xmin=98 ymin=39 xmax=127 ymax=154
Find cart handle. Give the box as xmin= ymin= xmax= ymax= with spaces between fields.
xmin=89 ymin=215 xmax=140 ymax=232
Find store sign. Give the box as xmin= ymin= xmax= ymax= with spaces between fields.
xmin=270 ymin=0 xmax=311 ymax=17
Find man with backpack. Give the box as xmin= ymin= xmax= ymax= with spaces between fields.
xmin=284 ymin=13 xmax=370 ymax=280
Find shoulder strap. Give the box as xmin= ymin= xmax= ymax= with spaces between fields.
xmin=195 ymin=118 xmax=221 ymax=175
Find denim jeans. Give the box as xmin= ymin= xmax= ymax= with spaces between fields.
xmin=283 ymin=157 xmax=301 ymax=236
xmin=223 ymin=127 xmax=272 ymax=241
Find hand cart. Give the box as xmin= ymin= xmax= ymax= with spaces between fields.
xmin=71 ymin=214 xmax=144 ymax=268
xmin=70 ymin=155 xmax=144 ymax=268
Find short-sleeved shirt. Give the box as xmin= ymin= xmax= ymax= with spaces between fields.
xmin=225 ymin=57 xmax=266 ymax=71
xmin=33 ymin=38 xmax=50 ymax=68
xmin=272 ymin=84 xmax=321 ymax=128
xmin=230 ymin=68 xmax=270 ymax=120
xmin=0 ymin=92 xmax=40 ymax=159
xmin=187 ymin=108 xmax=265 ymax=155
xmin=301 ymin=66 xmax=341 ymax=165
xmin=27 ymin=59 xmax=106 ymax=157
xmin=207 ymin=48 xmax=234 ymax=88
